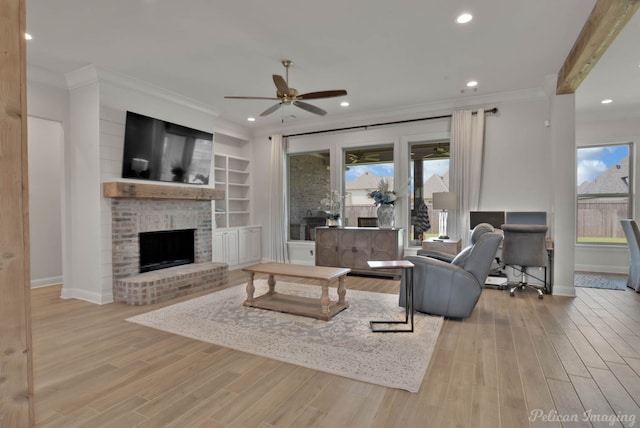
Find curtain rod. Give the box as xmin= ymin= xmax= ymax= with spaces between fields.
xmin=281 ymin=107 xmax=498 ymax=138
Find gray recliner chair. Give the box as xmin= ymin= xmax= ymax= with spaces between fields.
xmin=621 ymin=219 xmax=640 ymax=292
xmin=400 ymin=223 xmax=502 ymax=318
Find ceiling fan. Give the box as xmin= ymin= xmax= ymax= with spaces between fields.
xmin=423 ymin=146 xmax=450 ymax=158
xmin=347 ymin=152 xmax=381 ymax=164
xmin=224 ymin=60 xmax=348 ymax=117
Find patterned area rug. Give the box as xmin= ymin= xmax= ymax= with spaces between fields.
xmin=574 ymin=272 xmax=628 ymax=290
xmin=127 ymin=280 xmax=443 ymax=393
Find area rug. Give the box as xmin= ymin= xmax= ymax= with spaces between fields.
xmin=574 ymin=272 xmax=627 ymax=290
xmin=126 ymin=280 xmax=443 ymax=393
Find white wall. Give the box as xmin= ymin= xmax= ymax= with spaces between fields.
xmin=27 ymin=117 xmax=64 ymax=287
xmin=27 ymin=74 xmax=72 ymax=297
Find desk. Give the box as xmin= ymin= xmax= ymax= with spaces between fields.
xmin=367 ymin=260 xmax=415 ymax=333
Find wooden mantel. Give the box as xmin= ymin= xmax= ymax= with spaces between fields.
xmin=103 ymin=182 xmax=224 ymax=200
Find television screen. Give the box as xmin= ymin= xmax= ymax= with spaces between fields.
xmin=121 ymin=111 xmax=213 ymax=185
xmin=469 ymin=211 xmax=506 ymax=230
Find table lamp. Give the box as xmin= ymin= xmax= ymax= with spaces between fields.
xmin=432 ymin=192 xmax=458 ymax=239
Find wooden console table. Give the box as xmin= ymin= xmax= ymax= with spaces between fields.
xmin=242 ymin=263 xmax=350 ymax=321
xmin=315 ymin=227 xmax=404 ymax=278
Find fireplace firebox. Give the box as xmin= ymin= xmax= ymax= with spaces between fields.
xmin=139 ymin=229 xmax=195 ymax=273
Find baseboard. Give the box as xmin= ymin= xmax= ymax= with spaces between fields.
xmin=60 ymin=287 xmax=114 ymax=305
xmin=31 ymin=275 xmax=63 ymax=288
xmin=575 ymin=264 xmax=627 ymax=275
xmin=551 ymin=284 xmax=576 ymax=297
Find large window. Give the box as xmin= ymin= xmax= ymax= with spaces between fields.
xmin=344 ymin=146 xmax=394 ymax=227
xmin=577 ymin=143 xmax=632 ymax=243
xmin=409 ymin=141 xmax=450 ymax=245
xmin=288 ymin=151 xmax=330 ymax=241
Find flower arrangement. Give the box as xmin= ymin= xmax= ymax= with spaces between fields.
xmin=319 ymin=190 xmax=344 ymax=220
xmin=368 ymin=178 xmax=397 ymax=206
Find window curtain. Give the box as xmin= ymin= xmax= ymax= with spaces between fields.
xmin=269 ymin=134 xmax=289 ymax=263
xmin=449 ymin=108 xmax=485 ymax=246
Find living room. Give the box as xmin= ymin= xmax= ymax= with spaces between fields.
xmin=4 ymin=0 xmax=640 ymax=426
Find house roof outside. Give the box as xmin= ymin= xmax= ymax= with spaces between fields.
xmin=578 ymin=156 xmax=629 ymax=195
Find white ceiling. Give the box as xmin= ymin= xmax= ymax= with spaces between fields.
xmin=25 ymin=0 xmax=637 ymax=132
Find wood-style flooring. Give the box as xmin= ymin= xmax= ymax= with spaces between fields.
xmin=32 ymin=271 xmax=640 ymax=427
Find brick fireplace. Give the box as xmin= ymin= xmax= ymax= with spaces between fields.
xmin=104 ymin=182 xmax=227 ymax=304
xmin=110 ymin=198 xmax=212 ymax=280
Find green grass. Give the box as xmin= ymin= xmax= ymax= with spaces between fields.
xmin=577 ymin=237 xmax=626 ymax=244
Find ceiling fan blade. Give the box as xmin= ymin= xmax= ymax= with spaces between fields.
xmin=298 ymin=89 xmax=348 ymax=100
xmin=293 ymin=101 xmax=326 ymax=116
xmin=224 ymin=96 xmax=280 ymax=100
xmin=260 ymin=102 xmax=283 ymax=117
xmin=272 ymin=74 xmax=289 ymax=95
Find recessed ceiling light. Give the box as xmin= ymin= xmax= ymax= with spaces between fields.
xmin=25 ymin=33 xmax=32 ymax=40
xmin=340 ymin=101 xmax=350 ymax=107
xmin=247 ymin=117 xmax=255 ymax=122
xmin=466 ymin=80 xmax=478 ymax=87
xmin=601 ymin=99 xmax=613 ymax=104
xmin=456 ymin=13 xmax=472 ymax=24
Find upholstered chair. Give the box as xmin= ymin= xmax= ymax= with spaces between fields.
xmin=501 ymin=224 xmax=548 ymax=299
xmin=621 ymin=219 xmax=640 ymax=292
xmin=400 ymin=223 xmax=502 ymax=318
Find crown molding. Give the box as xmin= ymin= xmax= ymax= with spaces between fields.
xmin=63 ymin=64 xmax=222 ymax=119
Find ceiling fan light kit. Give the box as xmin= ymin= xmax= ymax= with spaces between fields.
xmin=225 ymin=60 xmax=348 ymax=118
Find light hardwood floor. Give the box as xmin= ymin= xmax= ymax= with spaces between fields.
xmin=32 ymin=271 xmax=640 ymax=427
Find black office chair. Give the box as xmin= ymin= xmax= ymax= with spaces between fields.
xmin=501 ymin=224 xmax=548 ymax=299
xmin=358 ymin=217 xmax=378 ymax=227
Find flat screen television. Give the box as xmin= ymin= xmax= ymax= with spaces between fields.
xmin=121 ymin=111 xmax=213 ymax=185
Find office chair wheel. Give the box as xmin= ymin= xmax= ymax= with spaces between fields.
xmin=510 ymin=290 xmax=515 ymax=297
xmin=538 ymin=294 xmax=543 ymax=300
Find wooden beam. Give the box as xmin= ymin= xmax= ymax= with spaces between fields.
xmin=0 ymin=0 xmax=34 ymax=426
xmin=103 ymin=182 xmax=225 ymax=200
xmin=557 ymin=0 xmax=640 ymax=95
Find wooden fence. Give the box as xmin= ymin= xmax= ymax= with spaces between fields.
xmin=577 ymin=200 xmax=628 ymax=239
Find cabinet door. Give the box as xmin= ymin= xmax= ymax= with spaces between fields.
xmin=338 ymin=230 xmax=371 ymax=269
xmin=213 ymin=230 xmax=239 ymax=265
xmin=213 ymin=232 xmax=227 ymax=263
xmin=371 ymin=230 xmax=399 ymax=260
xmin=239 ymin=227 xmax=261 ymax=264
xmin=315 ymin=228 xmax=339 ymax=267
xmin=226 ymin=231 xmax=239 ymax=265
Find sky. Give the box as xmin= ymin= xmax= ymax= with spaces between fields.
xmin=577 ymin=145 xmax=628 ymax=186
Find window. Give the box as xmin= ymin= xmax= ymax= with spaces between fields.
xmin=344 ymin=146 xmax=394 ymax=227
xmin=288 ymin=151 xmax=330 ymax=241
xmin=577 ymin=143 xmax=632 ymax=243
xmin=409 ymin=141 xmax=450 ymax=245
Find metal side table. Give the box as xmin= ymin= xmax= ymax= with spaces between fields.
xmin=367 ymin=260 xmax=415 ymax=333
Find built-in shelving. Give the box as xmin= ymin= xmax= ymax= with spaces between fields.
xmin=213 ymin=154 xmax=251 ymax=228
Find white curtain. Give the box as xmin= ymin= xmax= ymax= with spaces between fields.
xmin=269 ymin=134 xmax=289 ymax=263
xmin=449 ymin=108 xmax=485 ymax=246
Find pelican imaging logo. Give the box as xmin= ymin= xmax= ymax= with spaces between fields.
xmin=529 ymin=409 xmax=636 ymax=426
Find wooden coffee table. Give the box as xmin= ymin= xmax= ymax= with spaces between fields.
xmin=242 ymin=263 xmax=351 ymax=321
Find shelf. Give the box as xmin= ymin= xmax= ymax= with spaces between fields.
xmin=214 ymin=153 xmax=251 ymax=229
xmin=103 ymin=182 xmax=224 ymax=201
